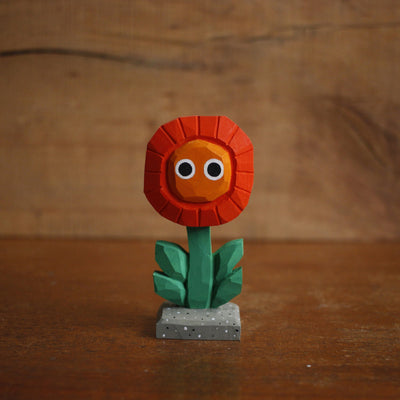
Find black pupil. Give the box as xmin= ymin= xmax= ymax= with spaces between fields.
xmin=207 ymin=162 xmax=221 ymax=177
xmin=178 ymin=162 xmax=192 ymax=177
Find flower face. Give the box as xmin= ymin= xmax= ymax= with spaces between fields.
xmin=144 ymin=116 xmax=253 ymax=227
xmin=167 ymin=139 xmax=232 ymax=202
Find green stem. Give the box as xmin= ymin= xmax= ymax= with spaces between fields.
xmin=186 ymin=226 xmax=213 ymax=308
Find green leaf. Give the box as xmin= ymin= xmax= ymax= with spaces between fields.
xmin=213 ymin=239 xmax=243 ymax=284
xmin=155 ymin=240 xmax=188 ymax=282
xmin=211 ymin=267 xmax=243 ymax=308
xmin=153 ymin=271 xmax=186 ymax=306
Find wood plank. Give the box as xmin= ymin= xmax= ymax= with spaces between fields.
xmin=1 ymin=1 xmax=400 ymax=239
xmin=0 ymin=239 xmax=399 ymax=399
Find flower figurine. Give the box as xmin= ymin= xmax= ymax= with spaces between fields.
xmin=144 ymin=116 xmax=253 ymax=309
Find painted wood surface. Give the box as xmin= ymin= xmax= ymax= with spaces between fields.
xmin=1 ymin=1 xmax=400 ymax=239
xmin=0 ymin=239 xmax=399 ymax=399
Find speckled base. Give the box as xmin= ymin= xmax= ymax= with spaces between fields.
xmin=156 ymin=302 xmax=241 ymax=341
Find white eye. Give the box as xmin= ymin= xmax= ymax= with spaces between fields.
xmin=204 ymin=159 xmax=224 ymax=181
xmin=175 ymin=159 xmax=195 ymax=179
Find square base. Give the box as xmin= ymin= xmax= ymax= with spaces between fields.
xmin=156 ymin=302 xmax=241 ymax=341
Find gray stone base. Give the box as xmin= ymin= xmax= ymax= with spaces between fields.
xmin=156 ymin=302 xmax=241 ymax=341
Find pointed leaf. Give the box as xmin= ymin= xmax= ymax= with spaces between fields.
xmin=155 ymin=240 xmax=188 ymax=282
xmin=213 ymin=239 xmax=243 ymax=284
xmin=153 ymin=271 xmax=186 ymax=306
xmin=211 ymin=267 xmax=243 ymax=308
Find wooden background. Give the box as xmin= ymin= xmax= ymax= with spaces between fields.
xmin=1 ymin=0 xmax=400 ymax=240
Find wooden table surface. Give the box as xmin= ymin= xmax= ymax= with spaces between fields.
xmin=0 ymin=239 xmax=399 ymax=399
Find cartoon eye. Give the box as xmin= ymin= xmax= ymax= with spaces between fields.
xmin=204 ymin=159 xmax=224 ymax=181
xmin=175 ymin=159 xmax=195 ymax=179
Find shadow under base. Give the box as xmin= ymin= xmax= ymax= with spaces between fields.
xmin=156 ymin=302 xmax=241 ymax=341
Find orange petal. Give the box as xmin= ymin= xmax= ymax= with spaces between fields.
xmin=179 ymin=116 xmax=198 ymax=139
xmin=144 ymin=171 xmax=162 ymax=193
xmin=235 ymin=149 xmax=253 ymax=172
xmin=229 ymin=128 xmax=253 ymax=155
xmin=217 ymin=198 xmax=241 ymax=224
xmin=148 ymin=128 xmax=175 ymax=155
xmin=144 ymin=151 xmax=163 ymax=173
xmin=162 ymin=119 xmax=186 ymax=142
xmin=235 ymin=171 xmax=254 ymax=192
xmin=216 ymin=116 xmax=237 ymax=143
xmin=230 ymin=187 xmax=250 ymax=210
xmin=199 ymin=116 xmax=219 ymax=138
xmin=179 ymin=208 xmax=198 ymax=226
xmin=145 ymin=191 xmax=168 ymax=213
xmin=200 ymin=207 xmax=220 ymax=226
xmin=160 ymin=202 xmax=182 ymax=223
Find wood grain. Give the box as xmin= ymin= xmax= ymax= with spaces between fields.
xmin=1 ymin=1 xmax=400 ymax=240
xmin=0 ymin=239 xmax=399 ymax=399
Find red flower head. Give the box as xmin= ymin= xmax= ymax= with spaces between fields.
xmin=144 ymin=116 xmax=253 ymax=227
